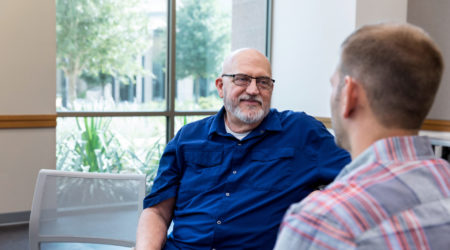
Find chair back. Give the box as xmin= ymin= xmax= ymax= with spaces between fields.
xmin=29 ymin=169 xmax=145 ymax=250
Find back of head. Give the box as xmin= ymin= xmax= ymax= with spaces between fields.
xmin=340 ymin=23 xmax=444 ymax=130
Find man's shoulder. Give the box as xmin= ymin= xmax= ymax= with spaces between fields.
xmin=289 ymin=181 xmax=361 ymax=216
xmin=271 ymin=108 xmax=308 ymax=119
xmin=264 ymin=109 xmax=338 ymax=151
xmin=168 ymin=115 xmax=218 ymax=145
xmin=276 ymin=187 xmax=357 ymax=249
xmin=281 ymin=182 xmax=360 ymax=240
xmin=183 ymin=115 xmax=215 ymax=127
xmin=271 ymin=109 xmax=325 ymax=128
xmin=177 ymin=115 xmax=215 ymax=133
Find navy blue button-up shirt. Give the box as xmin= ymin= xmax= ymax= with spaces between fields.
xmin=144 ymin=108 xmax=351 ymax=250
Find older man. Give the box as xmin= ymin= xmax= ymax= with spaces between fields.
xmin=136 ymin=48 xmax=350 ymax=250
xmin=274 ymin=23 xmax=450 ymax=249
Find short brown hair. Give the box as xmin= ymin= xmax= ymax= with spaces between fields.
xmin=340 ymin=23 xmax=444 ymax=129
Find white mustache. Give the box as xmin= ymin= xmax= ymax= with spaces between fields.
xmin=239 ymin=95 xmax=263 ymax=104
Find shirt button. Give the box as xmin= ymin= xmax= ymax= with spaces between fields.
xmin=237 ymin=143 xmax=242 ymax=146
xmin=232 ymin=170 xmax=237 ymax=174
xmin=217 ymin=220 xmax=222 ymax=224
xmin=260 ymin=130 xmax=264 ymax=134
xmin=225 ymin=192 xmax=230 ymax=197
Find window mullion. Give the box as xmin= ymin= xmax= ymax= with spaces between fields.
xmin=266 ymin=0 xmax=273 ymax=61
xmin=166 ymin=0 xmax=177 ymax=143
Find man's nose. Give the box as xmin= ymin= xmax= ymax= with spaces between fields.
xmin=246 ymin=79 xmax=260 ymax=95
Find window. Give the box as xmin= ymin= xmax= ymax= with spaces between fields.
xmin=56 ymin=0 xmax=271 ymax=190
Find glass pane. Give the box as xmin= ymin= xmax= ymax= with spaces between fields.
xmin=56 ymin=0 xmax=168 ymax=112
xmin=174 ymin=115 xmax=209 ymax=134
xmin=175 ymin=0 xmax=267 ymax=111
xmin=56 ymin=117 xmax=166 ymax=191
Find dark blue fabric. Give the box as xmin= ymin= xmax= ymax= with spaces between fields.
xmin=143 ymin=107 xmax=351 ymax=250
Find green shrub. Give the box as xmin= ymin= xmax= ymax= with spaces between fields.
xmin=56 ymin=116 xmax=164 ymax=193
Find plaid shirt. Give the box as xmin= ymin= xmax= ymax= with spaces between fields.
xmin=274 ymin=136 xmax=450 ymax=250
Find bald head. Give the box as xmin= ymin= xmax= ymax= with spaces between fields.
xmin=222 ymin=48 xmax=272 ymax=76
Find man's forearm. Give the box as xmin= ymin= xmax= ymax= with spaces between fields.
xmin=135 ymin=208 xmax=170 ymax=250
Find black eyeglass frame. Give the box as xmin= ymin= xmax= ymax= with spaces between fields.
xmin=221 ymin=73 xmax=275 ymax=89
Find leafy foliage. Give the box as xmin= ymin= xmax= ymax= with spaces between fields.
xmin=57 ymin=117 xmax=164 ymax=191
xmin=56 ymin=0 xmax=152 ymax=106
xmin=176 ymin=0 xmax=230 ymax=80
xmin=57 ymin=117 xmax=123 ymax=173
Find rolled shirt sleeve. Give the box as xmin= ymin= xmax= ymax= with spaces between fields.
xmin=143 ymin=131 xmax=181 ymax=209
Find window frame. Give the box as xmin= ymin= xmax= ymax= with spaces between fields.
xmin=57 ymin=0 xmax=273 ymax=144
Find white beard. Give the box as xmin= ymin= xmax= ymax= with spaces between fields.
xmin=223 ymin=91 xmax=268 ymax=124
xmin=225 ymin=101 xmax=265 ymax=124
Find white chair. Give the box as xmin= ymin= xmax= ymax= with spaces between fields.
xmin=29 ymin=169 xmax=145 ymax=250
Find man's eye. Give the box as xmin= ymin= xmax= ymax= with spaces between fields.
xmin=258 ymin=80 xmax=268 ymax=85
xmin=236 ymin=76 xmax=249 ymax=82
xmin=257 ymin=78 xmax=270 ymax=85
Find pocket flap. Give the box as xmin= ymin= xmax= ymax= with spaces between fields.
xmin=251 ymin=147 xmax=295 ymax=161
xmin=184 ymin=150 xmax=223 ymax=167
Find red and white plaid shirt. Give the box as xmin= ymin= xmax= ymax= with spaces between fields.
xmin=274 ymin=136 xmax=450 ymax=250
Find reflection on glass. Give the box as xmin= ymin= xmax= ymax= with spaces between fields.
xmin=56 ymin=0 xmax=168 ymax=112
xmin=174 ymin=115 xmax=209 ymax=134
xmin=56 ymin=117 xmax=166 ymax=190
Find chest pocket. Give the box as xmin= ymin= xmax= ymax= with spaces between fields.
xmin=248 ymin=147 xmax=296 ymax=191
xmin=184 ymin=150 xmax=222 ymax=167
xmin=180 ymin=148 xmax=224 ymax=195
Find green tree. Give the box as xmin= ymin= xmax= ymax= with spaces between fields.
xmin=56 ymin=0 xmax=151 ymax=107
xmin=176 ymin=0 xmax=230 ymax=99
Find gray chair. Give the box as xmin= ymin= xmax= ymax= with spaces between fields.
xmin=29 ymin=169 xmax=145 ymax=250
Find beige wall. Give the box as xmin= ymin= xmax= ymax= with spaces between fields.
xmin=272 ymin=0 xmax=449 ymax=123
xmin=0 ymin=0 xmax=56 ymax=213
xmin=272 ymin=0 xmax=357 ymax=116
xmin=355 ymin=0 xmax=407 ymax=27
xmin=0 ymin=129 xmax=55 ymax=213
xmin=408 ymin=0 xmax=450 ymax=120
xmin=272 ymin=0 xmax=408 ymax=116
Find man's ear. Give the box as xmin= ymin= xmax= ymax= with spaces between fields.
xmin=342 ymin=76 xmax=359 ymax=118
xmin=216 ymin=77 xmax=224 ymax=98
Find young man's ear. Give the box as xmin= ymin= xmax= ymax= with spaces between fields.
xmin=216 ymin=77 xmax=224 ymax=98
xmin=342 ymin=76 xmax=359 ymax=118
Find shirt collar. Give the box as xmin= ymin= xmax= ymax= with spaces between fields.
xmin=208 ymin=107 xmax=283 ymax=138
xmin=335 ymin=135 xmax=435 ymax=181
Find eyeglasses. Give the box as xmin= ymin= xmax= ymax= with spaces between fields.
xmin=221 ymin=73 xmax=275 ymax=90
